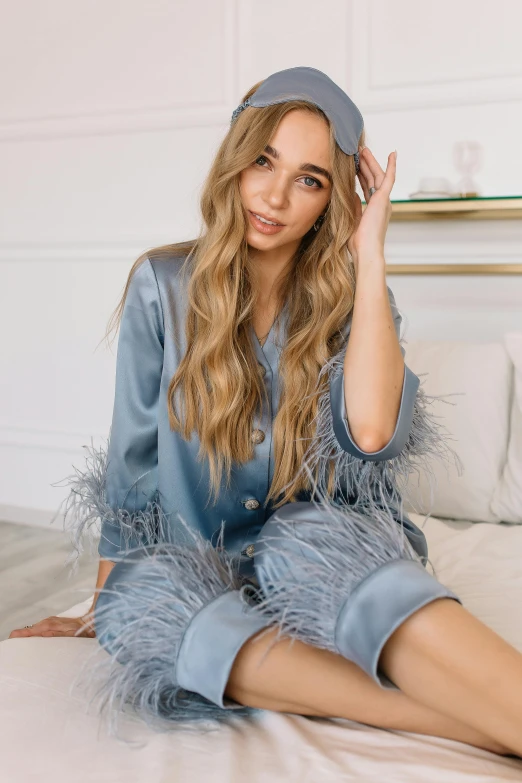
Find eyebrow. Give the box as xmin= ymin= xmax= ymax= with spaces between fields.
xmin=264 ymin=145 xmax=333 ymax=185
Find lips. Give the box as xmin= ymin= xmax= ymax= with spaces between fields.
xmin=249 ymin=210 xmax=285 ymax=226
xmin=248 ymin=211 xmax=286 ymax=235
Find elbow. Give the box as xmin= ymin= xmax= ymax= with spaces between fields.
xmin=329 ymin=364 xmax=421 ymax=461
xmin=352 ymin=429 xmax=395 ymax=454
xmin=348 ymin=427 xmax=404 ymax=461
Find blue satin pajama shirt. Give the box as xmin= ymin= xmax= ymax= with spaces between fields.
xmin=98 ymin=249 xmax=421 ymax=571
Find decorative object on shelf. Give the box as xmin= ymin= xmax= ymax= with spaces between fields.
xmin=410 ymin=177 xmax=456 ymax=200
xmin=453 ymin=140 xmax=483 ymax=198
xmin=408 ymin=141 xmax=484 ymax=199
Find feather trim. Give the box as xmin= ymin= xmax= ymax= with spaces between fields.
xmin=281 ymin=342 xmax=464 ymax=522
xmin=50 ymin=437 xmax=171 ymax=574
xmin=250 ymin=483 xmax=425 ymax=666
xmin=70 ymin=516 xmax=262 ymax=742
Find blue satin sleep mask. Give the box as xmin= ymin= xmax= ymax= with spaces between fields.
xmin=230 ymin=66 xmax=364 ymax=174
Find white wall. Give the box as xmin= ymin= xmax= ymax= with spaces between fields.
xmin=1 ymin=0 xmax=521 ymax=528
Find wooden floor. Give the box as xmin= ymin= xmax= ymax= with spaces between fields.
xmin=0 ymin=519 xmax=99 ymax=641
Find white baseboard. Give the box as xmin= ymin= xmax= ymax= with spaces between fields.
xmin=0 ymin=503 xmax=66 ymax=532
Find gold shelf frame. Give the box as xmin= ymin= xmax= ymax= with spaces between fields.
xmin=388 ymin=196 xmax=522 ymax=221
xmin=360 ymin=196 xmax=522 ymax=275
xmin=385 ymin=263 xmax=522 ymax=275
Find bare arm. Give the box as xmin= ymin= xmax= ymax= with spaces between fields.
xmin=77 ymin=557 xmax=117 ymax=635
xmin=343 ymin=259 xmax=405 ymax=452
xmin=88 ymin=557 xmax=116 ymax=612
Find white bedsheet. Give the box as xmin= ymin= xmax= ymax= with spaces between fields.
xmin=2 ymin=514 xmax=522 ymax=782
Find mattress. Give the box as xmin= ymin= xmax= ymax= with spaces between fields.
xmin=2 ymin=513 xmax=522 ymax=782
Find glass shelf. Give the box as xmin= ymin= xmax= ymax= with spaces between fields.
xmin=361 ymin=195 xmax=522 ymax=220
xmin=359 ymin=195 xmax=522 ymax=273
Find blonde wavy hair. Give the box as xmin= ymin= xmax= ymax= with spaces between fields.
xmin=103 ymin=79 xmax=366 ymax=510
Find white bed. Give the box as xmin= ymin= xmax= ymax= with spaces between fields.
xmin=2 ymin=512 xmax=522 ymax=782
xmin=2 ymin=333 xmax=522 ymax=781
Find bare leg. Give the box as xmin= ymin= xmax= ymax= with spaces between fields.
xmin=226 ymin=626 xmax=511 ymax=756
xmin=379 ymin=597 xmax=522 ymax=755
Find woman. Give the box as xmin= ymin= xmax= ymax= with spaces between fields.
xmin=10 ymin=67 xmax=521 ymax=757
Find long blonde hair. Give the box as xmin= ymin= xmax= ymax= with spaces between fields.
xmin=104 ymin=80 xmax=366 ymax=510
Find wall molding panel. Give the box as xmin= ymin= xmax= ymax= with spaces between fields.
xmin=351 ymin=0 xmax=522 ymax=113
xmin=0 ymin=0 xmax=239 ymax=142
xmin=1 ymin=235 xmax=521 ymax=263
xmin=0 ymin=424 xmax=105 ymax=453
xmin=0 ymin=105 xmax=234 ymax=143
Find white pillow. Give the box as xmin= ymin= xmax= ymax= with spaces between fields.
xmin=402 ymin=340 xmax=513 ymax=523
xmin=491 ymin=333 xmax=522 ymax=522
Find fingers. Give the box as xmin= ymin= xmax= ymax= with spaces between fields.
xmin=384 ymin=150 xmax=397 ymax=193
xmin=360 ymin=146 xmax=385 ymax=184
xmin=357 ymin=147 xmax=396 ymax=199
xmin=9 ymin=620 xmax=51 ymax=638
xmin=8 ymin=616 xmax=90 ymax=639
xmin=8 ymin=628 xmax=34 ymax=638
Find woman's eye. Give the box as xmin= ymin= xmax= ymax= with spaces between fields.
xmin=254 ymin=157 xmax=322 ymax=189
xmin=300 ymin=176 xmax=322 ymax=189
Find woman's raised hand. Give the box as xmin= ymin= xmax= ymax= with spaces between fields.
xmin=8 ymin=612 xmax=96 ymax=639
xmin=348 ymin=147 xmax=397 ymax=271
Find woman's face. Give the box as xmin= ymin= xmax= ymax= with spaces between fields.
xmin=239 ymin=109 xmax=332 ymax=254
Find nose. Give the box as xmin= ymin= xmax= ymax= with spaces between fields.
xmin=262 ymin=172 xmax=290 ymax=209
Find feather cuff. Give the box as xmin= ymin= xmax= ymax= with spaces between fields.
xmin=50 ymin=437 xmax=170 ymax=573
xmin=70 ymin=519 xmax=261 ymax=741
xmin=284 ymin=342 xmax=464 ymax=521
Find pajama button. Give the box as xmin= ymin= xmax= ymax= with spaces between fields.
xmin=244 ymin=499 xmax=260 ymax=510
xmin=244 ymin=544 xmax=255 ymax=558
xmin=251 ymin=429 xmax=265 ymax=444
